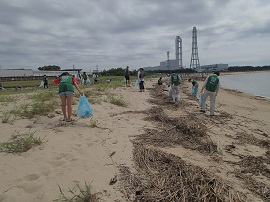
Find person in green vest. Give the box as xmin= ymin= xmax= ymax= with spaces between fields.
xmin=82 ymin=72 xmax=88 ymax=85
xmin=200 ymin=71 xmax=220 ymax=116
xmin=188 ymin=78 xmax=199 ymax=97
xmin=125 ymin=66 xmax=130 ymax=87
xmin=170 ymin=70 xmax=181 ymax=102
xmin=53 ymin=72 xmax=83 ymax=122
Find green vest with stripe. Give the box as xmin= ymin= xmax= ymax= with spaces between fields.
xmin=125 ymin=68 xmax=129 ymax=76
xmin=171 ymin=74 xmax=180 ymax=86
xmin=206 ymin=75 xmax=219 ymax=92
xmin=192 ymin=80 xmax=198 ymax=86
xmin=59 ymin=75 xmax=74 ymax=93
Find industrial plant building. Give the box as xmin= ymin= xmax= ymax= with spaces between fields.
xmin=144 ymin=27 xmax=228 ymax=72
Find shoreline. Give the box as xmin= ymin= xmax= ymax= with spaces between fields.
xmin=220 ymin=86 xmax=270 ymax=100
xmin=219 ymin=69 xmax=270 ymax=75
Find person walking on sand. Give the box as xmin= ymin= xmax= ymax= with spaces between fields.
xmin=200 ymin=71 xmax=220 ymax=116
xmin=138 ymin=68 xmax=145 ymax=92
xmin=43 ymin=75 xmax=49 ymax=88
xmin=82 ymin=72 xmax=87 ymax=85
xmin=158 ymin=77 xmax=163 ymax=85
xmin=93 ymin=73 xmax=98 ymax=84
xmin=170 ymin=70 xmax=181 ymax=102
xmin=188 ymin=78 xmax=199 ymax=97
xmin=53 ymin=72 xmax=83 ymax=122
xmin=125 ymin=66 xmax=130 ymax=87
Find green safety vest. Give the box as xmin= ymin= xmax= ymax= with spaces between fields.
xmin=192 ymin=80 xmax=198 ymax=86
xmin=206 ymin=75 xmax=219 ymax=92
xmin=59 ymin=75 xmax=74 ymax=93
xmin=171 ymin=74 xmax=180 ymax=86
xmin=125 ymin=68 xmax=129 ymax=76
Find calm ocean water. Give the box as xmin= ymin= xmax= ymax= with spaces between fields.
xmin=219 ymin=72 xmax=270 ymax=98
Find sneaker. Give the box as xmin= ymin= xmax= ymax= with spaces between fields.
xmin=200 ymin=110 xmax=206 ymax=113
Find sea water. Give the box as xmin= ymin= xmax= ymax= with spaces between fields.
xmin=219 ymin=72 xmax=270 ymax=98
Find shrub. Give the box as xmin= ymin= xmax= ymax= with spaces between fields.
xmin=0 ymin=132 xmax=44 ymax=153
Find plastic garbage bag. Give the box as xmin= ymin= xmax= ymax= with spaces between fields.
xmin=199 ymin=93 xmax=203 ymax=107
xmin=77 ymin=96 xmax=93 ymax=118
xmin=85 ymin=79 xmax=91 ymax=85
xmin=39 ymin=81 xmax=44 ymax=87
xmin=135 ymin=80 xmax=140 ymax=86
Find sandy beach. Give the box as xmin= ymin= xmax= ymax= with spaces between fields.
xmin=0 ymin=76 xmax=269 ymax=202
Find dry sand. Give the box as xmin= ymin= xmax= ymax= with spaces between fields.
xmin=0 ymin=76 xmax=269 ymax=202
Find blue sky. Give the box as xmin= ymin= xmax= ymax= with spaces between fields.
xmin=0 ymin=0 xmax=270 ymax=71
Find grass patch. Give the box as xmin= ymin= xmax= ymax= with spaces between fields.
xmin=107 ymin=96 xmax=127 ymax=107
xmin=0 ymin=80 xmax=41 ymax=88
xmin=83 ymin=90 xmax=92 ymax=97
xmin=0 ymin=132 xmax=44 ymax=153
xmin=29 ymin=91 xmax=56 ymax=101
xmin=0 ymin=87 xmax=43 ymax=96
xmin=0 ymin=95 xmax=17 ymax=102
xmin=88 ymin=118 xmax=98 ymax=128
xmin=54 ymin=182 xmax=101 ymax=202
xmin=94 ymin=80 xmax=124 ymax=90
xmin=87 ymin=97 xmax=101 ymax=104
xmin=11 ymin=101 xmax=58 ymax=118
xmin=1 ymin=112 xmax=12 ymax=123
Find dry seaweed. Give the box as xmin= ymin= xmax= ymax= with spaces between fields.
xmin=116 ymin=79 xmax=269 ymax=202
xmin=141 ymin=106 xmax=216 ymax=155
xmin=118 ymin=145 xmax=245 ymax=202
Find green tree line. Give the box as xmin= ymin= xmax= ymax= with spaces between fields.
xmin=227 ymin=65 xmax=270 ymax=71
xmin=38 ymin=65 xmax=61 ymax=71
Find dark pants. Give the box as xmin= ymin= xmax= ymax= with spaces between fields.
xmin=139 ymin=81 xmax=144 ymax=91
xmin=44 ymin=82 xmax=48 ymax=88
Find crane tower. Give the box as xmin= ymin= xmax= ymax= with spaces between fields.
xmin=190 ymin=27 xmax=200 ymax=69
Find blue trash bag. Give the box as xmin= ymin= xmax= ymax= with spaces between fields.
xmin=199 ymin=93 xmax=204 ymax=107
xmin=135 ymin=80 xmax=140 ymax=86
xmin=169 ymin=87 xmax=172 ymax=97
xmin=77 ymin=96 xmax=93 ymax=118
xmin=85 ymin=79 xmax=91 ymax=85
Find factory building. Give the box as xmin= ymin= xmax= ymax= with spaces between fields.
xmin=159 ymin=59 xmax=180 ymax=70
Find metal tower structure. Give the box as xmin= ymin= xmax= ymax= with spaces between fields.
xmin=166 ymin=51 xmax=170 ymax=70
xmin=175 ymin=36 xmax=183 ymax=69
xmin=190 ymin=27 xmax=200 ymax=69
